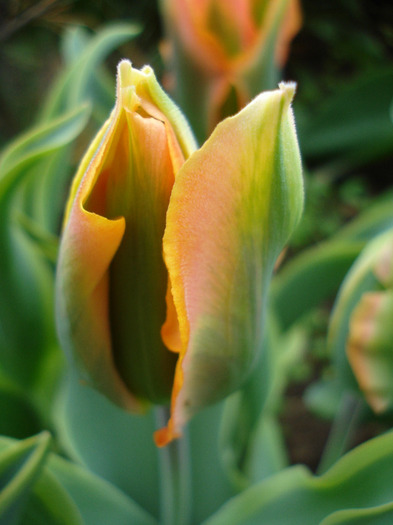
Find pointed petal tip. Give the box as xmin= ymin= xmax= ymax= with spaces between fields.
xmin=279 ymin=81 xmax=297 ymax=105
xmin=154 ymin=425 xmax=181 ymax=448
xmin=117 ymin=59 xmax=132 ymax=79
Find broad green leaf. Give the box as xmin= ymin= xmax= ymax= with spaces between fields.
xmin=0 ymin=381 xmax=41 ymax=439
xmin=61 ymin=26 xmax=91 ymax=66
xmin=54 ymin=368 xmax=161 ymax=519
xmin=0 ymin=105 xmax=88 ymax=392
xmin=0 ymin=432 xmax=51 ymax=525
xmin=203 ymin=429 xmax=393 ymax=525
xmin=0 ymin=435 xmax=157 ymax=525
xmin=334 ymin=192 xmax=393 ymax=242
xmin=219 ymin=317 xmax=304 ymax=489
xmin=59 ymin=25 xmax=116 ymax=123
xmin=0 ymin=104 xmax=90 ymax=207
xmin=189 ymin=402 xmax=236 ymax=523
xmin=55 ymin=366 xmax=235 ymax=523
xmin=22 ymin=24 xmax=138 ymax=234
xmin=272 ymin=241 xmax=363 ymax=330
xmin=320 ymin=501 xmax=393 ymax=525
xmin=272 ymin=193 xmax=393 ymax=330
xmin=48 ymin=455 xmax=157 ymax=525
xmin=15 ymin=213 xmax=58 ymax=264
xmin=40 ymin=23 xmax=141 ymax=121
xmin=20 ymin=467 xmax=83 ymax=525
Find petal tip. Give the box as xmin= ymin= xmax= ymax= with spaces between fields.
xmin=279 ymin=81 xmax=297 ymax=106
xmin=154 ymin=425 xmax=181 ymax=448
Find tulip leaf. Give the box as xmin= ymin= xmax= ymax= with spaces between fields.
xmin=61 ymin=25 xmax=91 ymax=66
xmin=54 ymin=368 xmax=161 ymax=519
xmin=0 ymin=434 xmax=157 ymax=525
xmin=59 ymin=25 xmax=117 ymax=123
xmin=320 ymin=502 xmax=393 ymax=525
xmin=0 ymin=104 xmax=90 ymax=207
xmin=0 ymin=432 xmax=51 ymax=525
xmin=272 ymin=192 xmax=393 ymax=330
xmin=219 ymin=317 xmax=305 ymax=489
xmin=333 ymin=192 xmax=393 ymax=242
xmin=19 ymin=468 xmax=84 ymax=525
xmin=272 ymin=241 xmax=364 ymax=330
xmin=26 ymin=23 xmax=139 ymax=233
xmin=15 ymin=212 xmax=59 ymax=264
xmin=0 ymin=104 xmax=89 ymax=393
xmin=188 ymin=402 xmax=237 ymax=523
xmin=47 ymin=455 xmax=158 ymax=525
xmin=202 ymin=429 xmax=393 ymax=525
xmin=40 ymin=23 xmax=141 ymax=121
xmin=0 ymin=380 xmax=41 ymax=439
xmin=55 ymin=366 xmax=236 ymax=523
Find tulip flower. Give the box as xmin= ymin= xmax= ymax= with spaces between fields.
xmin=56 ymin=60 xmax=303 ymax=446
xmin=160 ymin=0 xmax=302 ymax=141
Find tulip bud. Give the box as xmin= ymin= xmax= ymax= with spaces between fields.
xmin=160 ymin=0 xmax=302 ymax=140
xmin=56 ymin=61 xmax=303 ymax=445
xmin=56 ymin=60 xmax=197 ymax=411
xmin=346 ymin=230 xmax=393 ymax=413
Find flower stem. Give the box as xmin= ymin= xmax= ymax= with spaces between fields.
xmin=155 ymin=406 xmax=192 ymax=525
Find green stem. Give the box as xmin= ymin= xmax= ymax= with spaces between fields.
xmin=317 ymin=392 xmax=365 ymax=475
xmin=155 ymin=407 xmax=192 ymax=525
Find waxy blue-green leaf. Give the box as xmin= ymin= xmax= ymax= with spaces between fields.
xmin=0 ymin=104 xmax=90 ymax=206
xmin=55 ymin=367 xmax=235 ymax=523
xmin=0 ymin=104 xmax=89 ymax=394
xmin=48 ymin=455 xmax=157 ymax=525
xmin=54 ymin=368 xmax=161 ymax=519
xmin=28 ymin=24 xmax=141 ymax=234
xmin=272 ymin=192 xmax=393 ymax=330
xmin=219 ymin=316 xmax=305 ymax=489
xmin=19 ymin=467 xmax=84 ymax=525
xmin=40 ymin=23 xmax=141 ymax=122
xmin=0 ymin=434 xmax=157 ymax=525
xmin=0 ymin=378 xmax=41 ymax=439
xmin=0 ymin=432 xmax=51 ymax=525
xmin=203 ymin=429 xmax=393 ymax=525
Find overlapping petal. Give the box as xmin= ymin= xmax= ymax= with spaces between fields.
xmin=156 ymin=83 xmax=303 ymax=445
xmin=56 ymin=60 xmax=196 ymax=410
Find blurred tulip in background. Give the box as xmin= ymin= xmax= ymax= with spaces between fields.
xmin=160 ymin=0 xmax=301 ymax=141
